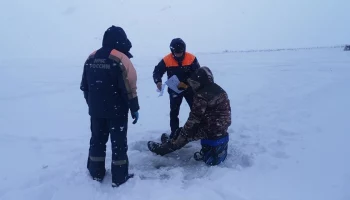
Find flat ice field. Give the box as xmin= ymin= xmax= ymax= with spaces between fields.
xmin=0 ymin=48 xmax=349 ymax=200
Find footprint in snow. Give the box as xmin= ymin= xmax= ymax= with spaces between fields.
xmin=268 ymin=140 xmax=289 ymax=159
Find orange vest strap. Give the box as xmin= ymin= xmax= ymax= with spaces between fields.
xmin=182 ymin=53 xmax=196 ymax=66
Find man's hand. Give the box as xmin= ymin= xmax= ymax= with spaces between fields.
xmin=156 ymin=82 xmax=162 ymax=91
xmin=131 ymin=111 xmax=139 ymax=124
xmin=177 ymin=82 xmax=188 ymax=90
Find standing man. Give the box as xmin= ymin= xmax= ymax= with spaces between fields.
xmin=80 ymin=25 xmax=140 ymax=187
xmin=153 ymin=38 xmax=200 ymax=138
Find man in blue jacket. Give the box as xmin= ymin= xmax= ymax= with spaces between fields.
xmin=153 ymin=38 xmax=200 ymax=138
xmin=80 ymin=25 xmax=139 ymax=187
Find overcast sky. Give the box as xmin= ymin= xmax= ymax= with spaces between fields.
xmin=0 ymin=0 xmax=349 ymax=60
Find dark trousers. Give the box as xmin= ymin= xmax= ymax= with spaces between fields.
xmin=169 ymin=89 xmax=194 ymax=135
xmin=87 ymin=116 xmax=129 ymax=185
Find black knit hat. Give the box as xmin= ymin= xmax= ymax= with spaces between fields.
xmin=188 ymin=66 xmax=214 ymax=91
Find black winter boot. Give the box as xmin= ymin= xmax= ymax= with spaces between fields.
xmin=147 ymin=141 xmax=176 ymax=156
xmin=112 ymin=174 xmax=134 ymax=187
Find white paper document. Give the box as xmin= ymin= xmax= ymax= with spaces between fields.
xmin=165 ymin=75 xmax=184 ymax=94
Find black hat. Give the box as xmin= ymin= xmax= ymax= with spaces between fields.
xmin=102 ymin=26 xmax=133 ymax=58
xmin=170 ymin=38 xmax=186 ymax=54
xmin=188 ymin=66 xmax=214 ymax=91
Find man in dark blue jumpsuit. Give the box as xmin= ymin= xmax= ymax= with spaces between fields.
xmin=153 ymin=38 xmax=200 ymax=138
xmin=80 ymin=26 xmax=140 ymax=187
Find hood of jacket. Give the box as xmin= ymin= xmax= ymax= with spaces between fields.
xmin=102 ymin=25 xmax=133 ymax=58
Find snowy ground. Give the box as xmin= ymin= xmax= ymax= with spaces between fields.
xmin=1 ymin=48 xmax=350 ymax=200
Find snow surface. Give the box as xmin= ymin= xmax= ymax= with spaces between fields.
xmin=1 ymin=48 xmax=350 ymax=200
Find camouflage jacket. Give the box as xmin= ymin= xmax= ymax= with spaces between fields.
xmin=180 ymin=83 xmax=231 ymax=142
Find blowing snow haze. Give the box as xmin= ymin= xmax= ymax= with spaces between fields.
xmin=0 ymin=0 xmax=349 ymax=60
